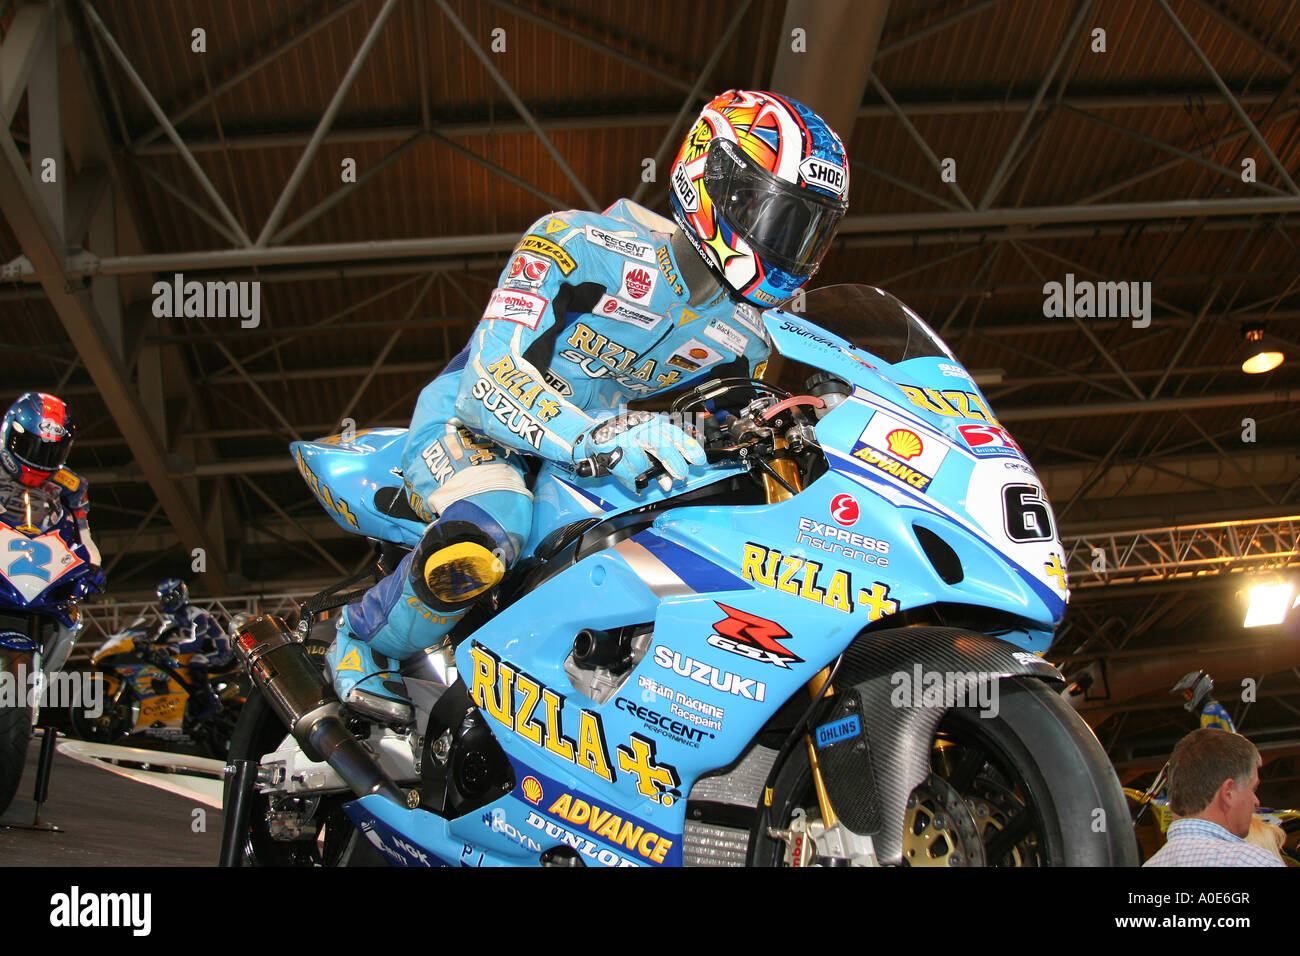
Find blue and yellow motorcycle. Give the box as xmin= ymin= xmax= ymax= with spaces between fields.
xmin=222 ymin=284 xmax=1135 ymax=867
xmin=69 ymin=617 xmax=247 ymax=758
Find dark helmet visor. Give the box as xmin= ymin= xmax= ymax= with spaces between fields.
xmin=703 ymin=138 xmax=847 ymax=277
xmin=6 ymin=425 xmax=71 ymax=471
xmin=158 ymin=583 xmax=185 ymax=613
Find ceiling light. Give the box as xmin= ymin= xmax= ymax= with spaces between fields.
xmin=1241 ymin=325 xmax=1284 ymax=374
xmin=1244 ymin=581 xmax=1295 ymax=628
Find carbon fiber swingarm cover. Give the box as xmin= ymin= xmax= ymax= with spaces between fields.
xmin=812 ymin=627 xmax=1062 ymax=865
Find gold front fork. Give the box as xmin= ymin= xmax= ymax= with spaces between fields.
xmin=761 ymin=435 xmax=803 ymax=503
xmin=805 ymin=665 xmax=838 ymax=828
xmin=760 ymin=432 xmax=839 ymax=827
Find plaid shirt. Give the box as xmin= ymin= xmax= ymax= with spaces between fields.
xmin=1143 ymin=818 xmax=1284 ymax=867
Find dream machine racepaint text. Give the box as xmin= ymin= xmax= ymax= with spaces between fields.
xmin=222 ymin=285 xmax=1134 ymax=868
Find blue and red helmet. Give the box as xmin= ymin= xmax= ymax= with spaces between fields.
xmin=1 ymin=392 xmax=75 ymax=486
xmin=668 ymin=90 xmax=850 ymax=308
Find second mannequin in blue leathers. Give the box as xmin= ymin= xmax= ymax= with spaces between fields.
xmin=329 ymin=90 xmax=852 ymax=709
xmin=156 ymin=578 xmax=232 ymax=719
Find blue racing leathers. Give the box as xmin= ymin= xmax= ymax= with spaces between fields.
xmin=334 ymin=200 xmax=771 ymax=700
xmin=163 ymin=605 xmax=232 ymax=669
xmin=160 ymin=603 xmax=231 ymax=717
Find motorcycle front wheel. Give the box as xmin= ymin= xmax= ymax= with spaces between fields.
xmin=751 ymin=676 xmax=1138 ymax=867
xmin=68 ymin=674 xmax=132 ymax=744
xmin=0 ymin=700 xmax=31 ymax=816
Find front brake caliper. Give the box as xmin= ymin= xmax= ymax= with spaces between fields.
xmin=767 ymin=808 xmax=816 ymax=867
xmin=769 ymin=810 xmax=882 ymax=867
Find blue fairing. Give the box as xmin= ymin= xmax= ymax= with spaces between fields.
xmin=290 ymin=428 xmax=425 ymax=547
xmin=0 ymin=507 xmax=102 ymax=626
xmin=294 ymin=285 xmax=1070 ymax=867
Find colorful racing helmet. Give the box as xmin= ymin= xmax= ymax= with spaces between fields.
xmin=1 ymin=392 xmax=75 ymax=486
xmin=157 ymin=578 xmax=189 ymax=615
xmin=668 ymin=89 xmax=850 ymax=308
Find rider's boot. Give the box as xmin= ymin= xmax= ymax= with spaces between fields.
xmin=330 ymin=498 xmax=525 ymax=717
xmin=326 ymin=629 xmax=407 ymax=705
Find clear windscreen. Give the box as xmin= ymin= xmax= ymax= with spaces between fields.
xmin=796 ymin=284 xmax=957 ymax=365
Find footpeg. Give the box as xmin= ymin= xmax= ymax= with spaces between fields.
xmin=345 ymin=687 xmax=414 ymax=726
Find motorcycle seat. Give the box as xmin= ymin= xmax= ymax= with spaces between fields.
xmin=373 ymin=486 xmax=423 ymax=524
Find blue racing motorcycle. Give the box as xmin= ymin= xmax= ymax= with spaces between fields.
xmin=0 ymin=481 xmax=103 ymax=814
xmin=222 ymin=284 xmax=1135 ymax=867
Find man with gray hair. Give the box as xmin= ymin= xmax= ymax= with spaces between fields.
xmin=1144 ymin=727 xmax=1284 ymax=866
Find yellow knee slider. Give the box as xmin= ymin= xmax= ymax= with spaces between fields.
xmin=409 ymin=521 xmax=506 ymax=612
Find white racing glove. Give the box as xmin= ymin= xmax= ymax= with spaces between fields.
xmin=573 ymin=411 xmax=707 ymax=492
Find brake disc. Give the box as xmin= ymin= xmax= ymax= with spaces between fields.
xmin=964 ymin=776 xmax=1038 ymax=866
xmin=902 ymin=772 xmax=987 ymax=867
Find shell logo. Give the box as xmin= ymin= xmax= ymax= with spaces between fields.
xmin=521 ymin=776 xmax=543 ymax=804
xmin=689 ymin=347 xmax=708 ymax=359
xmin=886 ymin=429 xmax=923 ymax=460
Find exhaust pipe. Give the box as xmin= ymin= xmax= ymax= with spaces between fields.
xmin=233 ymin=615 xmax=406 ymax=807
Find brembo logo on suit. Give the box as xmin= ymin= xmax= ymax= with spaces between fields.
xmin=483 ymin=289 xmax=548 ymax=330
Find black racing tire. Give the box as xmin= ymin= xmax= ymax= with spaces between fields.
xmin=0 ymin=701 xmax=33 ymax=816
xmin=220 ymin=639 xmax=382 ymax=866
xmin=752 ymin=676 xmax=1139 ymax=867
xmin=67 ymin=674 xmax=131 ymax=744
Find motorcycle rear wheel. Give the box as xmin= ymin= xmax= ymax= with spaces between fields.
xmin=750 ymin=676 xmax=1137 ymax=867
xmin=221 ymin=640 xmax=383 ymax=867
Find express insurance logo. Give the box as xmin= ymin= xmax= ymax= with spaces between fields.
xmin=830 ymin=493 xmax=859 ymax=527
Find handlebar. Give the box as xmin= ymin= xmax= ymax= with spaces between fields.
xmin=573 ymin=381 xmax=818 ymax=493
xmin=145 ymin=645 xmax=179 ymax=669
xmin=574 ymin=449 xmax=660 ymax=492
xmin=576 ymin=447 xmax=748 ymax=492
